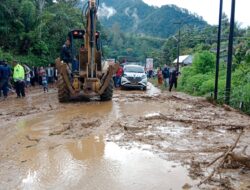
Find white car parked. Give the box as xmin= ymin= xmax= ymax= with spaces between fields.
xmin=121 ymin=65 xmax=147 ymax=90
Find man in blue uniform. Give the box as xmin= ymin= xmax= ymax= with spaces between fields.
xmin=0 ymin=61 xmax=3 ymax=97
xmin=0 ymin=60 xmax=11 ymax=99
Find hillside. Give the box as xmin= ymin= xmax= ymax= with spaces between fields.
xmin=98 ymin=0 xmax=208 ymax=38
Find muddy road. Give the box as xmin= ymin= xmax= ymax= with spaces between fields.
xmin=0 ymin=84 xmax=250 ymax=190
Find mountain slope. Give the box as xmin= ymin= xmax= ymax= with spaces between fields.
xmin=98 ymin=0 xmax=208 ymax=38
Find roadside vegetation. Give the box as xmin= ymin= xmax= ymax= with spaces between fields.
xmin=178 ymin=51 xmax=250 ymax=114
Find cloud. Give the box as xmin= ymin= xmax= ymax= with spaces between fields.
xmin=98 ymin=3 xmax=116 ymax=19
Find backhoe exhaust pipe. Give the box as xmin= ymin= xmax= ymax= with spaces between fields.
xmin=88 ymin=0 xmax=96 ymax=78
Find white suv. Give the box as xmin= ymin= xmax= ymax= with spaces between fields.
xmin=121 ymin=65 xmax=147 ymax=90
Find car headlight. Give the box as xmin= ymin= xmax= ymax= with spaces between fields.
xmin=123 ymin=74 xmax=127 ymax=77
xmin=121 ymin=76 xmax=128 ymax=81
xmin=141 ymin=74 xmax=146 ymax=79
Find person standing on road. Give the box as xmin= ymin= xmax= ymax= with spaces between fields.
xmin=162 ymin=64 xmax=170 ymax=87
xmin=34 ymin=66 xmax=39 ymax=85
xmin=25 ymin=71 xmax=31 ymax=87
xmin=0 ymin=61 xmax=4 ymax=97
xmin=46 ymin=64 xmax=54 ymax=84
xmin=115 ymin=66 xmax=123 ymax=88
xmin=30 ymin=66 xmax=36 ymax=86
xmin=169 ymin=68 xmax=180 ymax=92
xmin=54 ymin=67 xmax=58 ymax=81
xmin=39 ymin=66 xmax=48 ymax=92
xmin=13 ymin=60 xmax=26 ymax=98
xmin=2 ymin=61 xmax=11 ymax=98
xmin=0 ymin=61 xmax=11 ymax=99
xmin=38 ymin=67 xmax=43 ymax=85
xmin=157 ymin=67 xmax=163 ymax=86
xmin=42 ymin=71 xmax=48 ymax=93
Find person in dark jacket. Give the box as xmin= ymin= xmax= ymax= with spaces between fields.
xmin=60 ymin=39 xmax=71 ymax=64
xmin=30 ymin=66 xmax=36 ymax=86
xmin=0 ymin=61 xmax=3 ymax=97
xmin=0 ymin=60 xmax=11 ymax=98
xmin=162 ymin=64 xmax=170 ymax=87
xmin=169 ymin=68 xmax=180 ymax=92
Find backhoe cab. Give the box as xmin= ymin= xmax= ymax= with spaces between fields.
xmin=56 ymin=0 xmax=118 ymax=102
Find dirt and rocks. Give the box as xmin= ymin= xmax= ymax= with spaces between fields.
xmin=0 ymin=84 xmax=250 ymax=190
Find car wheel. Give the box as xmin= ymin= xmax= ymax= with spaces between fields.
xmin=100 ymin=79 xmax=114 ymax=101
xmin=121 ymin=85 xmax=126 ymax=90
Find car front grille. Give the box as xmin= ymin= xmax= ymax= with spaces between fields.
xmin=126 ymin=77 xmax=142 ymax=83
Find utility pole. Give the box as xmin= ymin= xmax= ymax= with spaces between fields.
xmin=174 ymin=22 xmax=181 ymax=72
xmin=214 ymin=0 xmax=223 ymax=101
xmin=225 ymin=0 xmax=236 ymax=105
xmin=177 ymin=28 xmax=181 ymax=72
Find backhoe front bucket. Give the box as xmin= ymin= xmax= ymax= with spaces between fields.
xmin=98 ymin=63 xmax=119 ymax=95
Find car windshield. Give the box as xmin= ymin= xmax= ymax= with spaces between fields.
xmin=124 ymin=66 xmax=144 ymax=73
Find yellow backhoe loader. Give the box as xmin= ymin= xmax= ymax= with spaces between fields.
xmin=55 ymin=0 xmax=118 ymax=102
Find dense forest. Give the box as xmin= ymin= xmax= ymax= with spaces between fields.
xmin=0 ymin=0 xmax=208 ymax=65
xmin=0 ymin=0 xmax=249 ymax=112
xmin=0 ymin=0 xmax=82 ymax=66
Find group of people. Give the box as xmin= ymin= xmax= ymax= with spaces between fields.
xmin=0 ymin=59 xmax=57 ymax=100
xmin=0 ymin=60 xmax=26 ymax=99
xmin=28 ymin=65 xmax=57 ymax=92
xmin=157 ymin=64 xmax=180 ymax=92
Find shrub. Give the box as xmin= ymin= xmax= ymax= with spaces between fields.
xmin=192 ymin=51 xmax=216 ymax=74
xmin=200 ymin=78 xmax=214 ymax=95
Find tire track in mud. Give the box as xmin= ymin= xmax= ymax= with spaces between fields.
xmin=49 ymin=117 xmax=102 ymax=138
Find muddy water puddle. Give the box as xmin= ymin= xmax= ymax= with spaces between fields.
xmin=19 ymin=135 xmax=197 ymax=190
xmin=1 ymin=93 xmax=199 ymax=189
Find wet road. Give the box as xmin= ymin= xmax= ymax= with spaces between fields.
xmin=17 ymin=136 xmax=197 ymax=190
xmin=0 ymin=84 xmax=250 ymax=190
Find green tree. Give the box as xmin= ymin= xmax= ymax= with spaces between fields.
xmin=192 ymin=51 xmax=215 ymax=74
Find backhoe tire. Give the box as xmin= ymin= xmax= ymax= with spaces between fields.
xmin=100 ymin=79 xmax=114 ymax=101
xmin=58 ymin=75 xmax=70 ymax=103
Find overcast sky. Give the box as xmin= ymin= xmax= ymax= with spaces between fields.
xmin=142 ymin=0 xmax=250 ymax=27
